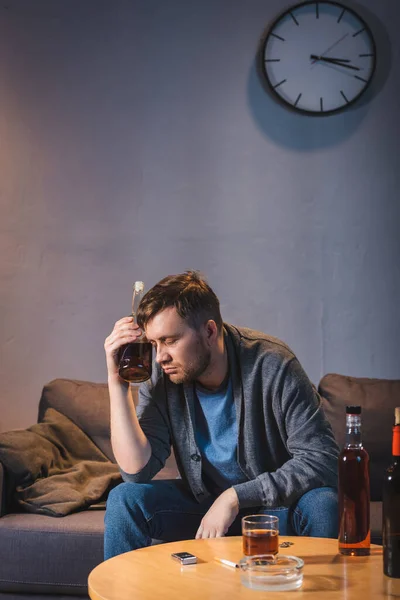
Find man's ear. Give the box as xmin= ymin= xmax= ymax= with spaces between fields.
xmin=204 ymin=320 xmax=218 ymax=343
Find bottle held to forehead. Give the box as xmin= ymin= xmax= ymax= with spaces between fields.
xmin=118 ymin=281 xmax=152 ymax=383
xmin=338 ymin=405 xmax=370 ymax=556
xmin=383 ymin=407 xmax=400 ymax=578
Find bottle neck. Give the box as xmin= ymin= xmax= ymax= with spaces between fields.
xmin=131 ymin=284 xmax=145 ymax=327
xmin=345 ymin=414 xmax=363 ymax=448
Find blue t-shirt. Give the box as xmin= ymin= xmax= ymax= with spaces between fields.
xmin=194 ymin=377 xmax=248 ymax=495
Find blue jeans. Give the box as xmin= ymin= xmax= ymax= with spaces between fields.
xmin=104 ymin=479 xmax=338 ymax=559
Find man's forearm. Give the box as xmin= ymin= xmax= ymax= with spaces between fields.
xmin=108 ymin=376 xmax=152 ymax=474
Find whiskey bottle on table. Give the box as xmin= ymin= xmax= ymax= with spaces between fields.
xmin=118 ymin=281 xmax=152 ymax=383
xmin=383 ymin=407 xmax=400 ymax=578
xmin=338 ymin=405 xmax=370 ymax=556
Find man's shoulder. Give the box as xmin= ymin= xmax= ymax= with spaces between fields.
xmin=224 ymin=323 xmax=296 ymax=360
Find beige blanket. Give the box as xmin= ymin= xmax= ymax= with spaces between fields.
xmin=0 ymin=408 xmax=122 ymax=516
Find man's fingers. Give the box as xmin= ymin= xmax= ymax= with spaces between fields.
xmin=111 ymin=326 xmax=141 ymax=342
xmin=203 ymin=528 xmax=218 ymax=539
xmin=195 ymin=525 xmax=203 ymax=540
xmin=211 ymin=528 xmax=220 ymax=538
xmin=105 ymin=319 xmax=142 ymax=351
xmin=116 ymin=322 xmax=141 ymax=335
xmin=114 ymin=316 xmax=134 ymax=327
xmin=106 ymin=317 xmax=141 ymax=342
xmin=105 ymin=333 xmax=137 ymax=351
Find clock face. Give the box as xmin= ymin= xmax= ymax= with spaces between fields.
xmin=261 ymin=1 xmax=376 ymax=115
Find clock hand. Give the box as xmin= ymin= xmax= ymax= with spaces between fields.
xmin=310 ymin=56 xmax=350 ymax=63
xmin=316 ymin=58 xmax=360 ymax=71
xmin=311 ymin=33 xmax=349 ymax=64
xmin=310 ymin=55 xmax=360 ymax=71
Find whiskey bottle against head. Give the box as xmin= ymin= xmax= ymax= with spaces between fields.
xmin=118 ymin=281 xmax=153 ymax=383
xmin=383 ymin=407 xmax=400 ymax=578
xmin=338 ymin=405 xmax=370 ymax=556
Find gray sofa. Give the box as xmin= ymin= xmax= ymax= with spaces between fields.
xmin=0 ymin=374 xmax=398 ymax=599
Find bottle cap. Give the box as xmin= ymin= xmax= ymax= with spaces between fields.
xmin=134 ymin=281 xmax=145 ymax=292
xmin=346 ymin=405 xmax=361 ymax=415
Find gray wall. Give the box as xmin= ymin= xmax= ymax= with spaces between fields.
xmin=0 ymin=0 xmax=399 ymax=431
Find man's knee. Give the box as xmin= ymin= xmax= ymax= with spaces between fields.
xmin=303 ymin=486 xmax=338 ymax=511
xmin=108 ymin=481 xmax=142 ymax=504
xmin=106 ymin=482 xmax=154 ymax=520
xmin=294 ymin=487 xmax=338 ymax=538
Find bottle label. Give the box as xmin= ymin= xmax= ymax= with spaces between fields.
xmin=393 ymin=426 xmax=400 ymax=456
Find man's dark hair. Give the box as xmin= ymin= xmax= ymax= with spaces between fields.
xmin=137 ymin=271 xmax=223 ymax=332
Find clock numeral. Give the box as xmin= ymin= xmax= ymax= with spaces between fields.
xmin=273 ymin=79 xmax=287 ymax=89
xmin=337 ymin=8 xmax=345 ymax=23
xmin=316 ymin=2 xmax=319 ymax=19
xmin=353 ymin=28 xmax=365 ymax=38
xmin=359 ymin=53 xmax=374 ymax=57
xmin=340 ymin=91 xmax=349 ymax=103
xmin=290 ymin=12 xmax=299 ymax=26
xmin=265 ymin=59 xmax=281 ymax=62
xmin=294 ymin=93 xmax=302 ymax=108
xmin=354 ymin=75 xmax=368 ymax=83
xmin=320 ymin=97 xmax=323 ymax=112
xmin=270 ymin=32 xmax=285 ymax=42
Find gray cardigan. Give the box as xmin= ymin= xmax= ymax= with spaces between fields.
xmin=121 ymin=324 xmax=339 ymax=509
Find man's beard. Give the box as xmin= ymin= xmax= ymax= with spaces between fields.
xmin=167 ymin=345 xmax=211 ymax=385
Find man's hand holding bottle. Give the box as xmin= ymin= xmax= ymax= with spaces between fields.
xmin=104 ymin=316 xmax=142 ymax=381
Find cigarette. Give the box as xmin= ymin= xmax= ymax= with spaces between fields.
xmin=214 ymin=557 xmax=239 ymax=568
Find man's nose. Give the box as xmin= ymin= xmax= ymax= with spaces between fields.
xmin=155 ymin=346 xmax=171 ymax=364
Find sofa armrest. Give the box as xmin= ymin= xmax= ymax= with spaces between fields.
xmin=0 ymin=461 xmax=5 ymax=516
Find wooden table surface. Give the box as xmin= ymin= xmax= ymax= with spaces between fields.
xmin=88 ymin=536 xmax=400 ymax=600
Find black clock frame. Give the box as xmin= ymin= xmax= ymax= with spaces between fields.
xmin=259 ymin=0 xmax=377 ymax=116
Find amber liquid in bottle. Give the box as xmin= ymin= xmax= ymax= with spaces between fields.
xmin=338 ymin=406 xmax=370 ymax=556
xmin=118 ymin=281 xmax=152 ymax=383
xmin=383 ymin=407 xmax=400 ymax=578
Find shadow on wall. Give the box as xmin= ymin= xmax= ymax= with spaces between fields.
xmin=247 ymin=2 xmax=392 ymax=151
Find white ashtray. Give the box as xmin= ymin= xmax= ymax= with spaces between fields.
xmin=239 ymin=554 xmax=304 ymax=591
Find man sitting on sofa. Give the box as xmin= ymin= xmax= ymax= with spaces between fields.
xmin=103 ymin=271 xmax=339 ymax=559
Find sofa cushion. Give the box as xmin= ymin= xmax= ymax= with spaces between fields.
xmin=0 ymin=510 xmax=105 ymax=595
xmin=319 ymin=373 xmax=400 ymax=501
xmin=38 ymin=379 xmax=117 ymax=461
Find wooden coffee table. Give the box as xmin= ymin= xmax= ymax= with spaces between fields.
xmin=88 ymin=536 xmax=399 ymax=599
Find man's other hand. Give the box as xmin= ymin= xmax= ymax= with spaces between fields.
xmin=195 ymin=487 xmax=239 ymax=539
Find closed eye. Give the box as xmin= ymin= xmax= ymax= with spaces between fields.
xmin=149 ymin=338 xmax=179 ymax=348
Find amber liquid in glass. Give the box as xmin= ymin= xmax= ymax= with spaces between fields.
xmin=118 ymin=341 xmax=152 ymax=383
xmin=338 ymin=446 xmax=370 ymax=556
xmin=242 ymin=529 xmax=279 ymax=556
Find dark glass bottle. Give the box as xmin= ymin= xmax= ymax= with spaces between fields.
xmin=383 ymin=407 xmax=400 ymax=578
xmin=118 ymin=281 xmax=152 ymax=383
xmin=338 ymin=405 xmax=370 ymax=556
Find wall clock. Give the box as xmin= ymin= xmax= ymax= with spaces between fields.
xmin=261 ymin=1 xmax=376 ymax=115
